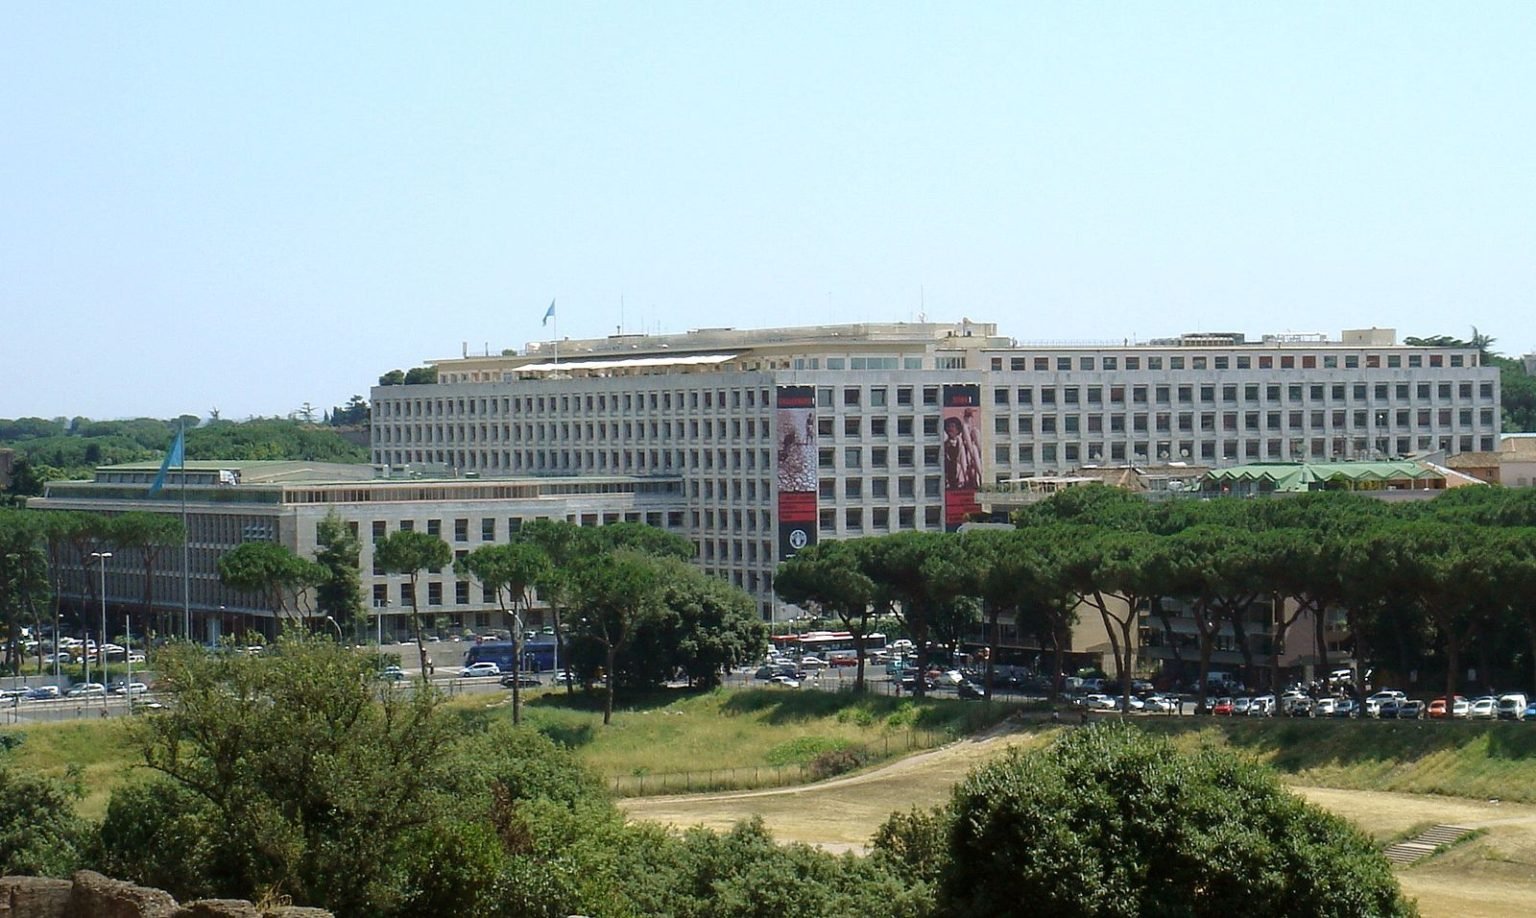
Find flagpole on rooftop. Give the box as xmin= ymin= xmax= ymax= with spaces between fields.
xmin=180 ymin=423 xmax=190 ymax=641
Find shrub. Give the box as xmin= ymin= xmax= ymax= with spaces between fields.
xmin=808 ymin=744 xmax=870 ymax=780
xmin=876 ymin=723 xmax=1415 ymax=917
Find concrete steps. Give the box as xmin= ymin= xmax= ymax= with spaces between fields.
xmin=1383 ymin=824 xmax=1476 ymax=865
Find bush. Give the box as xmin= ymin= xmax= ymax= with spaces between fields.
xmin=807 ymin=745 xmax=870 ymax=780
xmin=0 ymin=765 xmax=89 ymax=877
xmin=877 ymin=723 xmax=1415 ymax=917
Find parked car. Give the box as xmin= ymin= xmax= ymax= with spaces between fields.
xmin=1365 ymin=690 xmax=1407 ymax=718
xmin=1142 ymin=694 xmax=1178 ymax=713
xmin=1211 ymin=697 xmax=1235 ymax=716
xmin=798 ymin=656 xmax=829 ymax=671
xmin=1080 ymin=694 xmax=1117 ymax=710
xmin=769 ymin=675 xmax=800 ymax=688
xmin=460 ymin=662 xmax=501 ymax=678
xmin=1497 ymin=693 xmax=1528 ymax=721
xmin=1397 ymin=700 xmax=1426 ymax=720
xmin=1524 ymin=701 xmax=1536 ymax=721
xmin=1469 ymin=696 xmax=1499 ymax=720
xmin=1314 ymin=697 xmax=1338 ymax=717
xmin=1248 ymin=695 xmax=1277 ymax=717
xmin=1331 ymin=698 xmax=1360 ymax=718
xmin=1231 ymin=697 xmax=1254 ymax=716
xmin=1286 ymin=696 xmax=1316 ymax=717
xmin=1427 ymin=695 xmax=1468 ymax=719
xmin=956 ymin=680 xmax=985 ymax=700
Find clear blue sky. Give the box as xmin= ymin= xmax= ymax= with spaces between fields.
xmin=3 ymin=3 xmax=1533 ymax=420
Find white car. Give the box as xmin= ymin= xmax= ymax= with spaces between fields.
xmin=460 ymin=662 xmax=501 ymax=678
xmin=1081 ymin=694 xmax=1118 ymax=710
xmin=112 ymin=682 xmax=149 ymax=695
xmin=1469 ymin=696 xmax=1499 ymax=720
xmin=798 ymin=656 xmax=829 ymax=671
xmin=1365 ymin=690 xmax=1407 ymax=718
xmin=769 ymin=675 xmax=800 ymax=688
xmin=67 ymin=682 xmax=107 ymax=697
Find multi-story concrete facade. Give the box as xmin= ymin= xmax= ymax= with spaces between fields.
xmin=31 ymin=461 xmax=683 ymax=640
xmin=372 ymin=320 xmax=1500 ymax=619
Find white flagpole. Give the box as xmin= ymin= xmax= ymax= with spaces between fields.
xmin=180 ymin=425 xmax=190 ymax=641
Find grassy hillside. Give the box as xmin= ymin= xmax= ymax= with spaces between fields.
xmin=1139 ymin=718 xmax=1536 ymax=803
xmin=453 ymin=685 xmax=1025 ymax=788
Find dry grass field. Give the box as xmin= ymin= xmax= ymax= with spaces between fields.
xmin=620 ymin=722 xmax=1536 ymax=917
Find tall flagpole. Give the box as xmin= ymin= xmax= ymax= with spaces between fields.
xmin=180 ymin=424 xmax=190 ymax=640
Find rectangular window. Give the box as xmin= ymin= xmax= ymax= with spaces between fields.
xmin=481 ymin=518 xmax=495 ymax=541
xmin=454 ymin=519 xmax=469 ymax=542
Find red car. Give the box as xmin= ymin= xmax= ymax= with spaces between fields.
xmin=1427 ymin=695 xmax=1468 ymax=719
xmin=1211 ymin=697 xmax=1235 ymax=716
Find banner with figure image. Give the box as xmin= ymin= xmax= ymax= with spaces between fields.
xmin=942 ymin=384 xmax=983 ymax=529
xmin=775 ymin=386 xmax=817 ymax=560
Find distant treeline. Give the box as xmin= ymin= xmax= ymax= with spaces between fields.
xmin=1 ymin=416 xmax=369 ymax=495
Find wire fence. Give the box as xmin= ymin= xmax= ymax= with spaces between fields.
xmin=608 ymin=727 xmax=948 ymax=796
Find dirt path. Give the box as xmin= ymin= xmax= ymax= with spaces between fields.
xmin=618 ymin=722 xmax=1536 ymax=916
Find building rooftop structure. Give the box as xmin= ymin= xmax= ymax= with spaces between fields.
xmin=1200 ymin=459 xmax=1483 ymax=496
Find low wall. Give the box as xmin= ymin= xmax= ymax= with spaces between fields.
xmin=0 ymin=872 xmax=331 ymax=918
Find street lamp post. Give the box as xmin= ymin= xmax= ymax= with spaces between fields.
xmin=324 ymin=616 xmax=344 ymax=642
xmin=90 ymin=551 xmax=111 ymax=711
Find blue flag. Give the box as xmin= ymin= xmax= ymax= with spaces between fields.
xmin=148 ymin=428 xmax=184 ymax=496
xmin=542 ymin=299 xmax=556 ymax=326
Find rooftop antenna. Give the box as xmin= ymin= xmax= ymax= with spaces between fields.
xmin=918 ymin=285 xmax=926 ymax=324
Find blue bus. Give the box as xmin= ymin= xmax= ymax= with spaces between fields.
xmin=463 ymin=639 xmax=558 ymax=673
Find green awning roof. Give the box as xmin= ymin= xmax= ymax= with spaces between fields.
xmin=1204 ymin=461 xmax=1439 ymax=492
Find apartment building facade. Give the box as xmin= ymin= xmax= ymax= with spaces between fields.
xmin=371 ymin=321 xmax=1500 ymax=619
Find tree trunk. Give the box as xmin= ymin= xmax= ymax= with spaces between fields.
xmin=510 ymin=608 xmax=522 ymax=726
xmin=984 ymin=606 xmax=1001 ymax=701
xmin=1050 ymin=618 xmax=1067 ymax=702
xmin=409 ymin=576 xmax=429 ymax=684
xmin=1228 ymin=604 xmax=1256 ymax=689
xmin=603 ymin=644 xmax=617 ymax=725
xmin=1314 ymin=602 xmax=1330 ymax=676
xmin=910 ymin=611 xmax=929 ymax=698
xmin=1444 ymin=629 xmax=1460 ymax=707
xmin=1155 ymin=604 xmax=1182 ymax=669
xmin=1194 ymin=601 xmax=1217 ymax=713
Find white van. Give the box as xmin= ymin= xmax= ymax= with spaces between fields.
xmin=1497 ymin=693 xmax=1528 ymax=721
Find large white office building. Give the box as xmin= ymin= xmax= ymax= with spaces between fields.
xmin=371 ymin=320 xmax=1501 ymax=618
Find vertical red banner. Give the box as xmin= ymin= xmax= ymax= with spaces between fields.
xmin=775 ymin=386 xmax=817 ymax=559
xmin=942 ymin=384 xmax=982 ymax=529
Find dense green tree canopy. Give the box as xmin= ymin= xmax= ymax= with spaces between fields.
xmin=878 ymin=724 xmax=1412 ymax=917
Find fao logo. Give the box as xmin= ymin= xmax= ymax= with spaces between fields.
xmin=788 ymin=528 xmax=809 ymax=550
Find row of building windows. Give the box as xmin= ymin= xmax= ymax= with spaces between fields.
xmin=985 ymin=351 xmax=1475 ymax=372
xmin=376 ymin=387 xmax=778 ymax=420
xmin=993 ymin=380 xmax=1495 ymax=406
xmin=992 ymin=407 xmax=1497 ymax=434
xmin=989 ymin=434 xmax=1497 ymax=465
